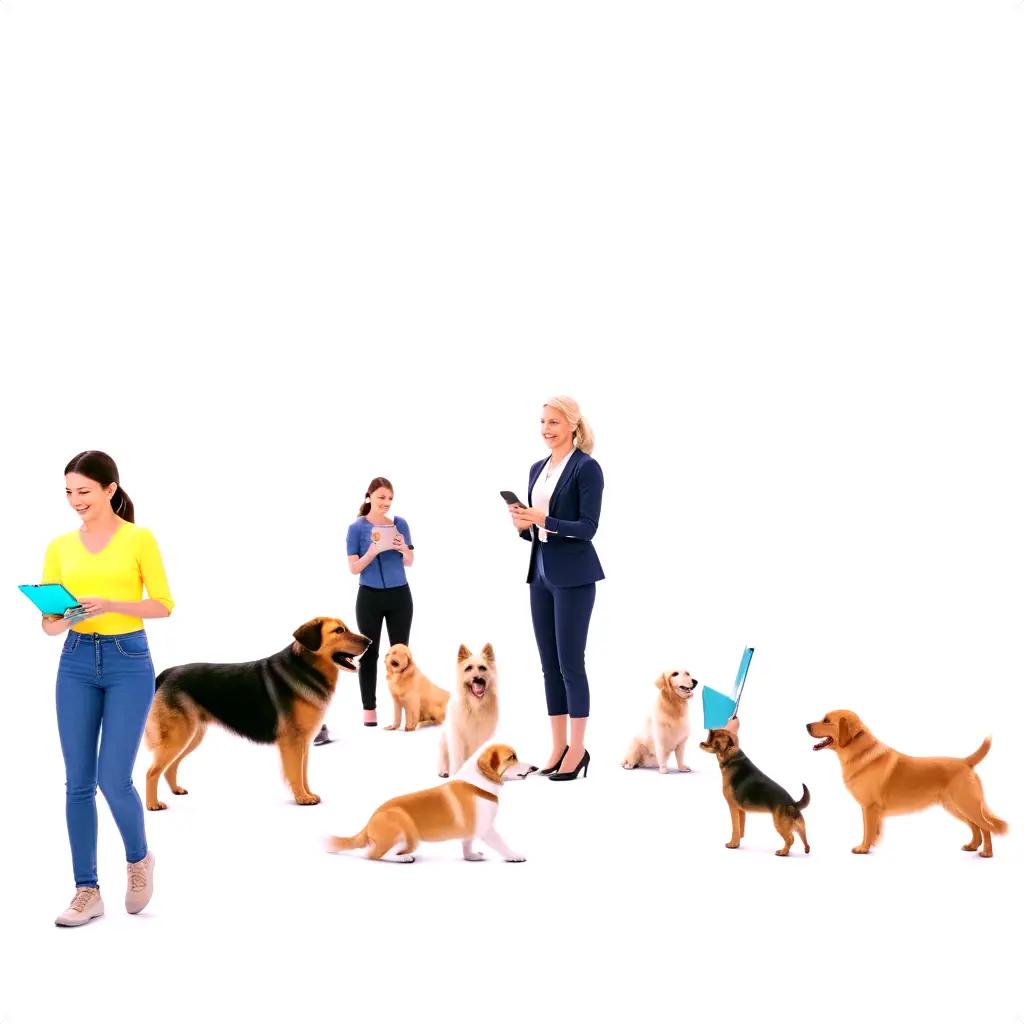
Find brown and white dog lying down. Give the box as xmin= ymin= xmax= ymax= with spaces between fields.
xmin=383 ymin=643 xmax=450 ymax=731
xmin=806 ymin=710 xmax=1008 ymax=857
xmin=438 ymin=644 xmax=499 ymax=778
xmin=326 ymin=744 xmax=535 ymax=863
xmin=622 ymin=670 xmax=699 ymax=773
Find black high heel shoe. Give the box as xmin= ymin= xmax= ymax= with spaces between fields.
xmin=548 ymin=749 xmax=589 ymax=781
xmin=537 ymin=746 xmax=569 ymax=777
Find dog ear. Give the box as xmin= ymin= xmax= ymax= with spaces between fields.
xmin=481 ymin=643 xmax=495 ymax=664
xmin=457 ymin=644 xmax=472 ymax=663
xmin=476 ymin=746 xmax=503 ymax=782
xmin=293 ymin=618 xmax=324 ymax=652
xmin=838 ymin=715 xmax=860 ymax=747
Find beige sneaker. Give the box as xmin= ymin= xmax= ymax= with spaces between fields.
xmin=125 ymin=851 xmax=155 ymax=914
xmin=55 ymin=886 xmax=104 ymax=927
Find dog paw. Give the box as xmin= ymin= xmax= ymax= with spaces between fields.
xmin=775 ymin=849 xmax=790 ymax=857
xmin=851 ymin=845 xmax=871 ymax=854
xmin=147 ymin=801 xmax=167 ymax=812
xmin=438 ymin=772 xmax=449 ymax=778
xmin=622 ymin=762 xmax=634 ymax=769
xmin=678 ymin=765 xmax=692 ymax=773
xmin=297 ymin=793 xmax=322 ymax=806
xmin=979 ymin=849 xmax=993 ymax=859
xmin=961 ymin=843 xmax=981 ymax=852
xmin=658 ymin=767 xmax=669 ymax=774
xmin=725 ymin=841 xmax=740 ymax=849
xmin=382 ymin=725 xmax=398 ymax=731
xmin=464 ymin=851 xmax=485 ymax=862
xmin=171 ymin=787 xmax=188 ymax=795
xmin=504 ymin=854 xmax=526 ymax=863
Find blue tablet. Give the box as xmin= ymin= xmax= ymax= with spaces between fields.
xmin=702 ymin=647 xmax=755 ymax=730
xmin=19 ymin=583 xmax=83 ymax=616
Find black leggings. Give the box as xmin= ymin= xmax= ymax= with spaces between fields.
xmin=355 ymin=584 xmax=413 ymax=710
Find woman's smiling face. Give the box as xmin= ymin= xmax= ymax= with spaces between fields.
xmin=66 ymin=472 xmax=116 ymax=525
xmin=368 ymin=486 xmax=394 ymax=518
xmin=540 ymin=405 xmax=573 ymax=451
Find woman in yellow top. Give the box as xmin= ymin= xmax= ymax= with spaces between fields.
xmin=40 ymin=451 xmax=174 ymax=928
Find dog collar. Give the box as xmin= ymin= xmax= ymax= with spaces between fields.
xmin=453 ymin=765 xmax=501 ymax=797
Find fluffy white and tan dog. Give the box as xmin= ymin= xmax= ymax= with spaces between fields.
xmin=326 ymin=743 xmax=534 ymax=863
xmin=383 ymin=643 xmax=450 ymax=731
xmin=622 ymin=670 xmax=699 ymax=773
xmin=438 ymin=644 xmax=499 ymax=778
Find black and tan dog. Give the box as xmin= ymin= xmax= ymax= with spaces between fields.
xmin=700 ymin=729 xmax=811 ymax=856
xmin=145 ymin=617 xmax=369 ymax=809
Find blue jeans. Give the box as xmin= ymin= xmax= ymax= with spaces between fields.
xmin=56 ymin=630 xmax=155 ymax=888
xmin=529 ymin=546 xmax=596 ymax=718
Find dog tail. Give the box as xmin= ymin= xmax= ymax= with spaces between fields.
xmin=964 ymin=737 xmax=991 ymax=767
xmin=325 ymin=829 xmax=369 ymax=853
xmin=981 ymin=808 xmax=1009 ymax=836
xmin=794 ymin=784 xmax=811 ymax=811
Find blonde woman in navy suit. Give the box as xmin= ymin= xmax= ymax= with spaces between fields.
xmin=510 ymin=396 xmax=604 ymax=782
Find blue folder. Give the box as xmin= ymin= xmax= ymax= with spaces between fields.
xmin=19 ymin=583 xmax=83 ymax=616
xmin=702 ymin=647 xmax=754 ymax=730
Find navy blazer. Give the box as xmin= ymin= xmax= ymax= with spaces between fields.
xmin=521 ymin=448 xmax=605 ymax=586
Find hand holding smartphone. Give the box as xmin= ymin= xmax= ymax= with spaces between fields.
xmin=500 ymin=490 xmax=526 ymax=509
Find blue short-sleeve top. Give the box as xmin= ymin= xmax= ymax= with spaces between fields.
xmin=347 ymin=516 xmax=413 ymax=589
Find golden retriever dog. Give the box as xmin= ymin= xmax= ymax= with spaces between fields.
xmin=145 ymin=617 xmax=369 ymax=808
xmin=621 ymin=670 xmax=699 ymax=773
xmin=438 ymin=644 xmax=500 ymax=778
xmin=806 ymin=710 xmax=1008 ymax=857
xmin=383 ymin=643 xmax=450 ymax=731
xmin=326 ymin=743 xmax=534 ymax=863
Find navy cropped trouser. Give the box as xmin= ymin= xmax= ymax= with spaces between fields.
xmin=528 ymin=547 xmax=596 ymax=718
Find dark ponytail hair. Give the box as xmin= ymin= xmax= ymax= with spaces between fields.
xmin=64 ymin=451 xmax=135 ymax=523
xmin=359 ymin=477 xmax=393 ymax=517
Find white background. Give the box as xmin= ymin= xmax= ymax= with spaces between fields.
xmin=1 ymin=1 xmax=1022 ymax=1021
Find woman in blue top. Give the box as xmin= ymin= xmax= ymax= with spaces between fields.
xmin=345 ymin=477 xmax=415 ymax=726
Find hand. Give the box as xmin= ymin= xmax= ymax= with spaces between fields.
xmin=78 ymin=597 xmax=112 ymax=616
xmin=725 ymin=717 xmax=740 ymax=742
xmin=510 ymin=505 xmax=541 ymax=531
xmin=519 ymin=506 xmax=546 ymax=528
xmin=363 ymin=542 xmax=379 ymax=561
xmin=394 ymin=532 xmax=410 ymax=555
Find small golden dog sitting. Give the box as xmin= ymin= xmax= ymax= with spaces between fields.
xmin=383 ymin=643 xmax=450 ymax=731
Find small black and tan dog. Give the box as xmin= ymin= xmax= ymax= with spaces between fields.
xmin=700 ymin=729 xmax=810 ymax=856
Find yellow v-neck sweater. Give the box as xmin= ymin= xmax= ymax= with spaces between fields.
xmin=42 ymin=522 xmax=174 ymax=635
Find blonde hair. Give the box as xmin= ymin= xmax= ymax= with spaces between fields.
xmin=544 ymin=395 xmax=594 ymax=454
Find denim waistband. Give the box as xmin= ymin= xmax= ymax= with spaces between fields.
xmin=69 ymin=629 xmax=147 ymax=643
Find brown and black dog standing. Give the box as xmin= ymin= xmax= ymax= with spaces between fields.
xmin=701 ymin=729 xmax=810 ymax=856
xmin=807 ymin=710 xmax=1007 ymax=857
xmin=145 ymin=617 xmax=369 ymax=809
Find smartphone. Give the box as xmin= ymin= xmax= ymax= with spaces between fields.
xmin=500 ymin=490 xmax=526 ymax=508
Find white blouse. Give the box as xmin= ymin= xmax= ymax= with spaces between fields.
xmin=532 ymin=451 xmax=572 ymax=543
